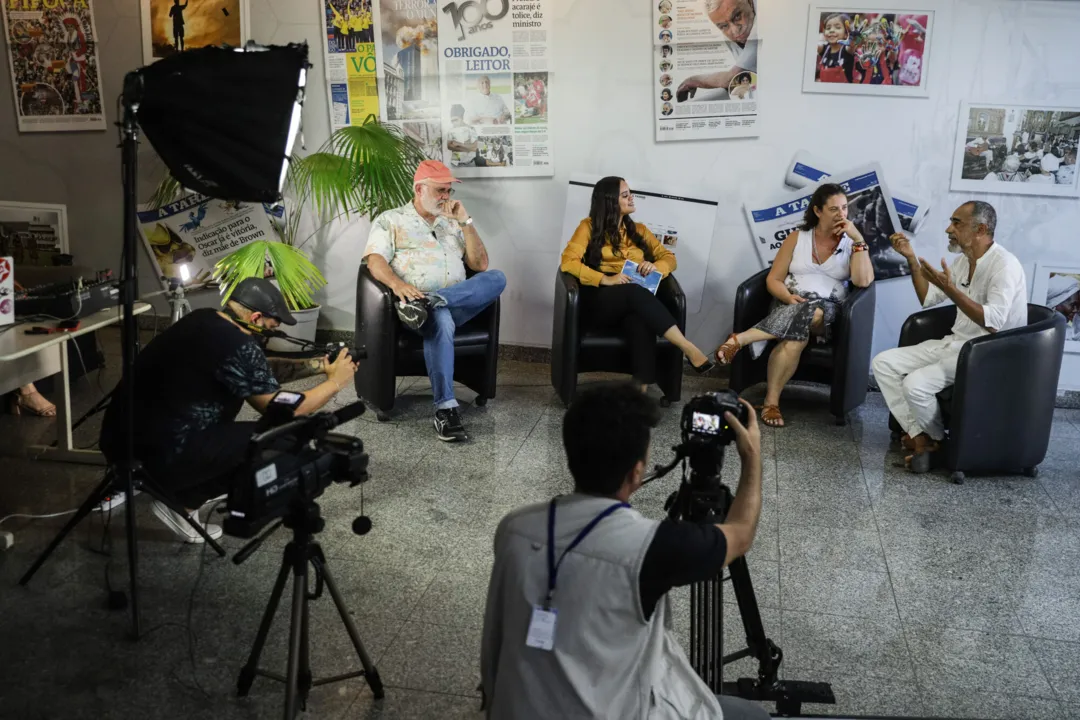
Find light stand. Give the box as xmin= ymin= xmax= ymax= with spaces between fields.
xmin=20 ymin=42 xmax=312 ymax=641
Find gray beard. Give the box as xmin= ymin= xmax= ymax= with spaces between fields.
xmin=947 ymin=240 xmax=960 ymax=253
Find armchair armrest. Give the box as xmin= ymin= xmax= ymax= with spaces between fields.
xmin=657 ymin=274 xmax=687 ymax=331
xmin=355 ymin=261 xmax=397 ymax=366
xmin=830 ymin=281 xmax=877 ymax=416
xmin=898 ymin=305 xmax=956 ymax=347
xmin=552 ymin=272 xmax=583 ymax=402
xmin=733 ymin=268 xmax=774 ymax=333
xmin=948 ymin=307 xmax=1066 ymax=470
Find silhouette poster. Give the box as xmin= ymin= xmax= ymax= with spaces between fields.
xmin=140 ymin=0 xmax=249 ymax=65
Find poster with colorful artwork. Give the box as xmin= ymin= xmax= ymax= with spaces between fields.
xmin=2 ymin=0 xmax=105 ymax=132
xmin=139 ymin=0 xmax=250 ymax=65
xmin=321 ymin=0 xmax=379 ymax=131
xmin=801 ymin=3 xmax=933 ymax=97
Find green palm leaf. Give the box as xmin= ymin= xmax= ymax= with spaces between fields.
xmin=213 ymin=241 xmax=327 ymax=310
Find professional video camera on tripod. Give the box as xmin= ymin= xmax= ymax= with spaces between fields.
xmin=226 ymin=390 xmax=384 ymax=719
xmin=644 ymin=390 xmax=836 ymax=716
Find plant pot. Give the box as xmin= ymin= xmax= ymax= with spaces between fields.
xmin=267 ymin=304 xmax=320 ymax=353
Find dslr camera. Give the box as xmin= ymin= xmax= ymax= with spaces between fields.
xmin=680 ymin=389 xmax=748 ymax=447
xmin=223 ymin=391 xmax=370 ymax=539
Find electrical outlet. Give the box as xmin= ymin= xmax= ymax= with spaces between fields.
xmin=0 ymin=531 xmax=14 ymax=551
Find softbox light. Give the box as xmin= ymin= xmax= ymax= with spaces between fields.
xmin=130 ymin=42 xmax=310 ymax=204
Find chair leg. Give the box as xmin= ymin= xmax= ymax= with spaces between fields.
xmin=834 ymin=413 xmax=847 ymax=427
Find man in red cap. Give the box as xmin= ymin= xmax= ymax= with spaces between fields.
xmin=364 ymin=159 xmax=505 ymax=441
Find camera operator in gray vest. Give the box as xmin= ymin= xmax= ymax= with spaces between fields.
xmin=480 ymin=382 xmax=769 ymax=719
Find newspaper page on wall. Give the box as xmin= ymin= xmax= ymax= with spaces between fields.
xmin=2 ymin=0 xmax=106 ymax=133
xmin=745 ymin=163 xmax=911 ymax=280
xmin=137 ymin=195 xmax=281 ymax=288
xmin=436 ymin=0 xmax=553 ymax=177
xmin=784 ymin=150 xmax=931 ymax=233
xmin=560 ymin=175 xmax=717 ymax=314
xmin=654 ymin=0 xmax=760 ymax=141
xmin=321 ymin=0 xmax=379 ymax=131
xmin=372 ymin=0 xmax=443 ymax=160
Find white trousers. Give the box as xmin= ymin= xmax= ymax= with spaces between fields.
xmin=872 ymin=338 xmax=962 ymax=442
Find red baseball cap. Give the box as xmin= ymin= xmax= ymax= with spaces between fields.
xmin=414 ymin=159 xmax=460 ymax=184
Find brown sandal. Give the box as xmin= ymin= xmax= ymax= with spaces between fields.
xmin=899 ymin=433 xmax=915 ymax=450
xmin=760 ymin=405 xmax=784 ymax=428
xmin=12 ymin=390 xmax=56 ymax=417
xmin=714 ymin=333 xmax=741 ymax=365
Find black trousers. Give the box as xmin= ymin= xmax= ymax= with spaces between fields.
xmin=139 ymin=422 xmax=258 ymax=508
xmin=580 ymin=284 xmax=678 ymax=384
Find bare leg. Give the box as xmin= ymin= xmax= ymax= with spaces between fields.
xmin=764 ymin=339 xmax=808 ymax=409
xmin=661 ymin=325 xmax=710 ymax=367
xmin=734 ymin=327 xmax=778 ymax=346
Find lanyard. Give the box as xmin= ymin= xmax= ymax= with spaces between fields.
xmin=545 ymin=497 xmax=629 ymax=609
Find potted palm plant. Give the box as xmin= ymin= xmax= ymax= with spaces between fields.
xmin=150 ymin=116 xmax=425 ymax=349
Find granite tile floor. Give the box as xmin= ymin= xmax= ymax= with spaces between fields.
xmin=2 ymin=327 xmax=1080 ymax=719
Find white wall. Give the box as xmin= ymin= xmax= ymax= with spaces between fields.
xmin=3 ymin=0 xmax=1080 ymax=390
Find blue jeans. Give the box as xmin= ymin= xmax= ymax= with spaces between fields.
xmin=417 ymin=270 xmax=506 ymax=410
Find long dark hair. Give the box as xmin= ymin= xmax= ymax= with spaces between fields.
xmin=585 ymin=176 xmax=651 ymax=269
xmin=800 ymin=183 xmax=847 ymax=230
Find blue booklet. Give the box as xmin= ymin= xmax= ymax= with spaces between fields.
xmin=621 ymin=260 xmax=663 ymax=295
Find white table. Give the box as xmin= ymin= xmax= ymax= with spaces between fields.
xmin=0 ymin=302 xmax=151 ymax=465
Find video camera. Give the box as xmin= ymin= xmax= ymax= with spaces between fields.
xmin=223 ymin=391 xmax=370 ymax=539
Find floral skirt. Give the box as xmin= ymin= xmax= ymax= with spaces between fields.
xmin=749 ymin=294 xmax=841 ymax=358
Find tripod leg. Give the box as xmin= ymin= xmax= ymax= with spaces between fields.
xmin=316 ymin=558 xmax=385 ymax=699
xmin=298 ymin=561 xmax=312 ymax=712
xmin=122 ymin=463 xmax=141 ymax=639
xmin=728 ymin=556 xmax=781 ymax=688
xmin=20 ymin=471 xmax=115 ymax=586
xmin=238 ymin=553 xmax=292 ymax=697
xmin=284 ymin=556 xmax=307 ymax=720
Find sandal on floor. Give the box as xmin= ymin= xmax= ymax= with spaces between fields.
xmin=904 ymin=441 xmax=941 ymax=474
xmin=11 ymin=390 xmax=56 ymax=417
xmin=899 ymin=433 xmax=915 ymax=451
xmin=760 ymin=404 xmax=784 ymax=428
xmin=714 ymin=333 xmax=741 ymax=365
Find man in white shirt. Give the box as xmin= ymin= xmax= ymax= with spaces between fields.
xmin=1056 ymin=148 xmax=1077 ymax=186
xmin=872 ymin=202 xmax=1027 ymax=473
xmin=446 ymin=103 xmax=483 ymax=167
xmin=466 ymin=75 xmax=510 ymax=125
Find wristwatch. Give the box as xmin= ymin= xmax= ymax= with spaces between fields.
xmin=463 ymin=217 xmax=474 ymax=226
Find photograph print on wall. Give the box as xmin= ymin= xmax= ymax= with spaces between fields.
xmin=802 ymin=3 xmax=933 ymax=97
xmin=1032 ymin=264 xmax=1080 ymax=352
xmin=950 ymin=103 xmax=1080 ymax=198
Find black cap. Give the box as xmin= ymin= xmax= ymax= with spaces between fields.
xmin=229 ymin=277 xmax=297 ymax=326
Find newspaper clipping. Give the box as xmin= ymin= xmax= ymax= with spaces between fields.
xmin=745 ymin=163 xmax=911 ymax=280
xmin=137 ymin=194 xmax=280 ymax=287
xmin=784 ymin=150 xmax=931 ymax=233
xmin=655 ymin=0 xmax=759 ymax=141
xmin=321 ymin=0 xmax=379 ymax=130
xmin=437 ymin=0 xmax=553 ymax=177
xmin=2 ymin=0 xmax=105 ymax=133
xmin=372 ymin=0 xmax=443 ymax=160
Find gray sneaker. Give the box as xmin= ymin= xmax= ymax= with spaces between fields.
xmin=395 ymin=299 xmax=429 ymax=331
xmin=151 ymin=500 xmax=223 ymax=544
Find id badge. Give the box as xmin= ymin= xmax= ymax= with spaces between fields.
xmin=525 ymin=605 xmax=557 ymax=651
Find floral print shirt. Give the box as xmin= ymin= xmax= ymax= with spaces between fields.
xmin=364 ymin=202 xmax=467 ymax=292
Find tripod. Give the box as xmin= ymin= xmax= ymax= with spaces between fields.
xmin=234 ymin=499 xmax=383 ymax=719
xmin=653 ymin=443 xmax=835 ymax=716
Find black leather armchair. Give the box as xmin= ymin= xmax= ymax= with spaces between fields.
xmin=551 ymin=272 xmax=686 ymax=407
xmin=354 ymin=262 xmax=500 ymax=419
xmin=729 ymin=268 xmax=877 ymax=425
xmin=886 ymin=304 xmax=1066 ymax=484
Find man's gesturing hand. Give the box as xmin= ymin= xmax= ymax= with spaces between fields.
xmin=725 ymin=398 xmax=760 ymax=462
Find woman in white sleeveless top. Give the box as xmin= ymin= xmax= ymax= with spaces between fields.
xmin=715 ymin=184 xmax=875 ymax=427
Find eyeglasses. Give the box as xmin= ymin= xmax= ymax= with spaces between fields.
xmin=428 ymin=186 xmax=455 ymax=197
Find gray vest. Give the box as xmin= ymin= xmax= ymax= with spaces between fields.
xmin=481 ymin=494 xmax=724 ymax=719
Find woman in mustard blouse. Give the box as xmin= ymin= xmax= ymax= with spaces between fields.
xmin=560 ymin=176 xmax=714 ymax=391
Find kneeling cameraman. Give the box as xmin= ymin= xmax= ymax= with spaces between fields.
xmin=481 ymin=382 xmax=769 ymax=719
xmin=100 ymin=278 xmax=358 ymax=543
